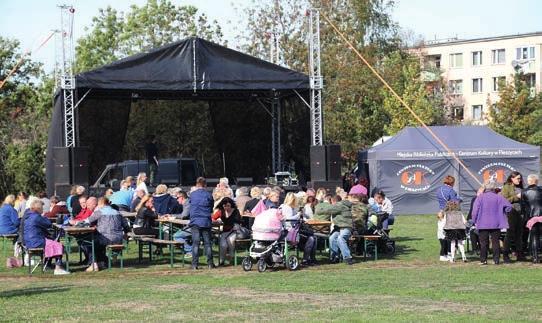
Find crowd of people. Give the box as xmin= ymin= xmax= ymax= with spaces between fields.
xmin=0 ymin=173 xmax=396 ymax=273
xmin=436 ymin=173 xmax=542 ymax=265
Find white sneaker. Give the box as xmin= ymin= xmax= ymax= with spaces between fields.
xmin=439 ymin=256 xmax=448 ymax=261
xmin=54 ymin=268 xmax=70 ymax=275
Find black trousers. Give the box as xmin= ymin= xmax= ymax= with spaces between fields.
xmin=530 ymin=223 xmax=541 ymax=261
xmin=439 ymin=239 xmax=449 ymax=256
xmin=191 ymin=226 xmax=213 ymax=267
xmin=479 ymin=229 xmax=501 ymax=263
xmin=503 ymin=209 xmax=524 ymax=257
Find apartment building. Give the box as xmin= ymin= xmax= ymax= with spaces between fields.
xmin=411 ymin=32 xmax=542 ymax=123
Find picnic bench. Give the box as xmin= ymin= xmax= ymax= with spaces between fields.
xmin=137 ymin=237 xmax=184 ymax=268
xmin=1 ymin=233 xmax=18 ymax=256
xmin=53 ymin=224 xmax=97 ymax=271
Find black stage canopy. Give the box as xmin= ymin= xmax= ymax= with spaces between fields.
xmin=47 ymin=37 xmax=311 ymax=195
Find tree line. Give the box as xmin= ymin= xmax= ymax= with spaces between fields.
xmin=0 ymin=0 xmax=540 ymax=197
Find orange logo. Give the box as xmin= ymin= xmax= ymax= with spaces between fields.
xmin=478 ymin=162 xmax=515 ymax=185
xmin=397 ymin=165 xmax=434 ymax=192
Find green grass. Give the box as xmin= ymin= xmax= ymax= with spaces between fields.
xmin=1 ymin=215 xmax=541 ymax=322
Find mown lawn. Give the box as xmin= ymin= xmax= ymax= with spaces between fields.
xmin=1 ymin=215 xmax=541 ymax=322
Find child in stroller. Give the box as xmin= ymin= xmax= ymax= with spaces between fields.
xmin=242 ymin=208 xmax=300 ymax=272
xmin=366 ymin=211 xmax=396 ymax=254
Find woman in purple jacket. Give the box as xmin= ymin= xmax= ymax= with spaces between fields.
xmin=471 ymin=181 xmax=512 ymax=265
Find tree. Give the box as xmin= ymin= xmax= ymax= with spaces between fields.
xmin=0 ymin=37 xmax=52 ymax=196
xmin=488 ymin=72 xmax=542 ymax=145
xmin=76 ymin=0 xmax=224 ymax=72
xmin=235 ymin=0 xmax=404 ymax=163
xmin=381 ymin=51 xmax=445 ymax=134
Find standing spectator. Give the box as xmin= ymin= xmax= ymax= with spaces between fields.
xmin=66 ymin=185 xmax=78 ymax=215
xmin=501 ymin=171 xmax=525 ymax=262
xmin=136 ymin=172 xmax=149 ymax=195
xmin=22 ymin=200 xmax=69 ymax=275
xmin=15 ymin=192 xmax=28 ymax=217
xmin=443 ymin=201 xmax=467 ymax=263
xmin=145 ymin=135 xmax=159 ymax=186
xmin=212 ymin=197 xmax=241 ymax=266
xmin=0 ymin=195 xmax=20 ymax=235
xmin=173 ymin=191 xmax=190 ymax=219
xmin=436 ymin=175 xmax=461 ymax=211
xmin=521 ymin=174 xmax=542 ymax=263
xmin=189 ymin=177 xmax=214 ymax=270
xmin=471 ymin=181 xmax=512 ymax=265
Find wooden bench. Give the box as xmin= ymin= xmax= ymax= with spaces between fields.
xmin=24 ymin=247 xmax=44 ymax=275
xmin=137 ymin=237 xmax=184 ymax=268
xmin=1 ymin=233 xmax=18 ymax=256
xmin=233 ymin=239 xmax=252 ymax=266
xmin=106 ymin=244 xmax=125 ymax=269
xmin=362 ymin=235 xmax=380 ymax=261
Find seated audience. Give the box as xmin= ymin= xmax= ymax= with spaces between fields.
xmin=369 ymin=190 xmax=394 ymax=229
xmin=131 ymin=189 xmax=145 ymax=212
xmin=0 ymin=195 xmax=20 ymax=235
xmin=281 ymin=192 xmax=316 ymax=266
xmin=73 ymin=196 xmax=97 ymax=222
xmin=23 ymin=199 xmax=69 ymax=275
xmin=303 ymin=195 xmax=317 ymax=220
xmin=70 ymin=186 xmax=86 ymax=217
xmin=152 ymin=184 xmax=181 ymax=215
xmin=314 ymin=194 xmax=355 ymax=265
xmin=38 ymin=191 xmax=51 ymax=213
xmin=83 ymin=197 xmax=130 ymax=272
xmin=15 ymin=191 xmax=28 ymax=217
xmin=235 ymin=187 xmax=251 ymax=214
xmin=44 ymin=196 xmax=69 ymax=220
xmin=212 ymin=197 xmax=241 ymax=266
xmin=133 ymin=195 xmax=160 ymax=238
xmin=109 ymin=180 xmax=134 ymax=211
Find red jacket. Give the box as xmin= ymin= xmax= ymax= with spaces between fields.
xmin=45 ymin=204 xmax=69 ymax=219
xmin=74 ymin=208 xmax=93 ymax=221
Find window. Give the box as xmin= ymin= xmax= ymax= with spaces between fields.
xmin=449 ymin=53 xmax=463 ymax=68
xmin=492 ymin=76 xmax=506 ymax=91
xmin=472 ymin=51 xmax=482 ymax=66
xmin=452 ymin=106 xmax=464 ymax=120
xmin=448 ymin=80 xmax=463 ymax=94
xmin=524 ymin=73 xmax=536 ymax=88
xmin=472 ymin=105 xmax=483 ymax=120
xmin=472 ymin=78 xmax=483 ymax=93
xmin=491 ymin=49 xmax=505 ymax=64
xmin=516 ymin=46 xmax=535 ymax=60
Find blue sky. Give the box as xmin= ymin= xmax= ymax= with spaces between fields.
xmin=1 ymin=0 xmax=541 ymax=73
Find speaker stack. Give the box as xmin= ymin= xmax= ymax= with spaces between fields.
xmin=309 ymin=144 xmax=342 ymax=190
xmin=53 ymin=146 xmax=89 ymax=197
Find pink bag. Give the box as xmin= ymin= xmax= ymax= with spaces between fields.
xmin=6 ymin=257 xmax=23 ymax=268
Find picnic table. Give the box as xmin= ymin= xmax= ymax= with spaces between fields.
xmin=53 ymin=223 xmax=97 ymax=271
xmin=305 ymin=219 xmax=332 ymax=234
xmin=156 ymin=217 xmax=190 ymax=240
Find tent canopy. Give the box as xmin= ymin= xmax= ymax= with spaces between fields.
xmin=359 ymin=126 xmax=540 ymax=215
xmin=364 ymin=126 xmax=540 ymax=160
xmin=75 ymin=37 xmax=309 ymax=98
xmin=46 ymin=37 xmax=311 ymax=195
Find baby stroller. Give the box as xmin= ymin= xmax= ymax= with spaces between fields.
xmin=242 ymin=209 xmax=300 ymax=272
xmin=367 ymin=211 xmax=396 ymax=255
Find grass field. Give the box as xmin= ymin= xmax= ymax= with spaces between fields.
xmin=1 ymin=215 xmax=541 ymax=322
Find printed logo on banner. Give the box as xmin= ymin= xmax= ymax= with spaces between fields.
xmin=396 ymin=164 xmax=435 ymax=192
xmin=478 ymin=162 xmax=516 ymax=185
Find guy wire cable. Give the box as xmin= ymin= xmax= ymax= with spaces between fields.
xmin=321 ymin=13 xmax=483 ymax=186
xmin=0 ymin=31 xmax=56 ymax=90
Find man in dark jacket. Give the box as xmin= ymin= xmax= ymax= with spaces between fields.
xmin=521 ymin=174 xmax=542 ymax=263
xmin=189 ymin=177 xmax=214 ymax=269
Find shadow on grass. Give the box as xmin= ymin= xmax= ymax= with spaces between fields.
xmin=0 ymin=286 xmax=72 ymax=298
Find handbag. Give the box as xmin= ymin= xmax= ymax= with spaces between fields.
xmin=6 ymin=257 xmax=23 ymax=268
xmin=233 ymin=223 xmax=250 ymax=239
xmin=299 ymin=221 xmax=314 ymax=236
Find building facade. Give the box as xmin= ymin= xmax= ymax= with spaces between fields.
xmin=412 ymin=32 xmax=542 ymax=123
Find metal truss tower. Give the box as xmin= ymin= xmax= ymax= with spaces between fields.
xmin=308 ymin=8 xmax=323 ymax=146
xmin=56 ymin=5 xmax=76 ymax=147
